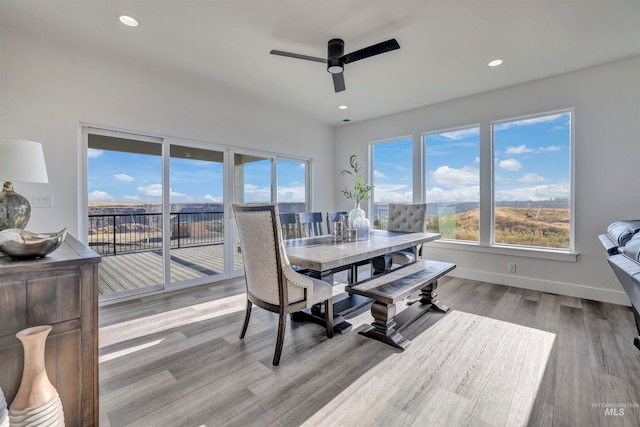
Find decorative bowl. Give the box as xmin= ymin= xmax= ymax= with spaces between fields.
xmin=0 ymin=228 xmax=67 ymax=260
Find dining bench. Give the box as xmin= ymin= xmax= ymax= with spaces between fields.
xmin=345 ymin=258 xmax=456 ymax=350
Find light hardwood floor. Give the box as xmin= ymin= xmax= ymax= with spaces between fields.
xmin=98 ymin=272 xmax=640 ymax=426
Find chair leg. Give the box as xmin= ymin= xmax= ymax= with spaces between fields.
xmin=239 ymin=300 xmax=252 ymax=339
xmin=273 ymin=311 xmax=287 ymax=366
xmin=325 ymin=298 xmax=333 ymax=338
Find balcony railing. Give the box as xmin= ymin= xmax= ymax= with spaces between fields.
xmin=88 ymin=212 xmax=224 ymax=256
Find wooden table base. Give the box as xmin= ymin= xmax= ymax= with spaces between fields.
xmin=359 ymin=285 xmax=450 ymax=350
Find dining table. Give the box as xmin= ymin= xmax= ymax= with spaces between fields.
xmin=285 ymin=229 xmax=441 ymax=333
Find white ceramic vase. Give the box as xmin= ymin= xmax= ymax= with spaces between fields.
xmin=9 ymin=325 xmax=65 ymax=427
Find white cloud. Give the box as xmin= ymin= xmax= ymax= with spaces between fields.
xmin=123 ymin=194 xmax=140 ymax=200
xmin=137 ymin=184 xmax=191 ymax=199
xmin=495 ymin=183 xmax=570 ymax=202
xmin=540 ymin=145 xmax=561 ymax=152
xmin=426 ymin=185 xmax=479 ymax=203
xmin=87 ymin=148 xmax=103 ymax=159
xmin=438 ymin=128 xmax=480 ymax=140
xmin=372 ymin=184 xmax=413 ymax=203
xmin=243 ymin=184 xmax=271 ymax=202
xmin=499 ymin=158 xmax=522 ymax=171
xmin=88 ymin=190 xmax=114 ymax=201
xmin=277 ymin=186 xmax=306 ymax=203
xmin=505 ymin=145 xmax=533 ymax=155
xmin=373 ymin=170 xmax=386 ymax=179
xmin=137 ymin=184 xmax=163 ymax=197
xmin=494 ymin=113 xmax=566 ymax=130
xmin=203 ymin=194 xmax=223 ymax=203
xmin=505 ymin=144 xmax=562 ymax=155
xmin=474 ymin=157 xmax=479 ymax=163
xmin=518 ymin=173 xmax=546 ymax=183
xmin=431 ymin=166 xmax=478 ymax=186
xmin=113 ymin=173 xmax=134 ymax=182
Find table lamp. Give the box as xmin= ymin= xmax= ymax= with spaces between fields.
xmin=0 ymin=139 xmax=49 ymax=231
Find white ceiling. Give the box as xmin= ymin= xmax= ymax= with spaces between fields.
xmin=2 ymin=1 xmax=639 ymax=126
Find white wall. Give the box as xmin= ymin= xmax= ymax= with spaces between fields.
xmin=335 ymin=56 xmax=640 ymax=305
xmin=0 ymin=25 xmax=335 ymax=236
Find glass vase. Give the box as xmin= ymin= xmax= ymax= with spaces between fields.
xmin=348 ymin=201 xmax=365 ymax=229
xmin=352 ymin=204 xmax=371 ymax=241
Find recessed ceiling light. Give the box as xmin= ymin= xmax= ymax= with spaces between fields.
xmin=338 ymin=105 xmax=348 ymax=110
xmin=488 ymin=59 xmax=503 ymax=67
xmin=118 ymin=14 xmax=138 ymax=27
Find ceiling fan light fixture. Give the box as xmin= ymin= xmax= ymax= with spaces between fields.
xmin=270 ymin=37 xmax=399 ymax=93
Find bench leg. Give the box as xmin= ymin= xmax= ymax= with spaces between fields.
xmin=359 ymin=301 xmax=411 ymax=351
xmin=419 ymin=279 xmax=450 ymax=313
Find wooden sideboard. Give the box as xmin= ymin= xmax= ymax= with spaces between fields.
xmin=0 ymin=235 xmax=100 ymax=426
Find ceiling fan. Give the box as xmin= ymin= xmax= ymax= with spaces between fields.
xmin=270 ymin=38 xmax=400 ymax=93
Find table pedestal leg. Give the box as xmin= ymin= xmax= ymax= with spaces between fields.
xmin=419 ymin=279 xmax=450 ymax=313
xmin=359 ymin=301 xmax=411 ymax=350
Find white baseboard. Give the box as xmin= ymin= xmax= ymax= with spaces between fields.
xmin=448 ymin=267 xmax=631 ymax=307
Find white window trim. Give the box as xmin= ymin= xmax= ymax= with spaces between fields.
xmin=426 ymin=239 xmax=578 ymax=262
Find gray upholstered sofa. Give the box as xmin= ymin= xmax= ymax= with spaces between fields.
xmin=600 ymin=220 xmax=640 ymax=350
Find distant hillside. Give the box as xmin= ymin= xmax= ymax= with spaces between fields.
xmin=88 ymin=202 xmax=224 ymax=215
xmin=427 ymin=207 xmax=570 ymax=248
xmin=88 ymin=202 xmax=305 ymax=215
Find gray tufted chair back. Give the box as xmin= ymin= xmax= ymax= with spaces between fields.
xmin=387 ymin=203 xmax=427 ymax=233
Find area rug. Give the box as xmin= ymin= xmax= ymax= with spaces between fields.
xmin=303 ymin=310 xmax=556 ymax=427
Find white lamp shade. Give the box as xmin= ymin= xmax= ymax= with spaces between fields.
xmin=0 ymin=139 xmax=49 ymax=184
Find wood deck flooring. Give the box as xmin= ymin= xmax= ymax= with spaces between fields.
xmin=98 ymin=273 xmax=640 ymax=427
xmin=98 ymin=244 xmax=244 ymax=296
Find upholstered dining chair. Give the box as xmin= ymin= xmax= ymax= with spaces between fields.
xmin=373 ymin=203 xmax=428 ymax=274
xmin=298 ymin=212 xmax=324 ymax=237
xmin=233 ymin=203 xmax=333 ymax=366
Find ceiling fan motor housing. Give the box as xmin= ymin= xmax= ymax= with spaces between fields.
xmin=327 ymin=38 xmax=345 ymax=74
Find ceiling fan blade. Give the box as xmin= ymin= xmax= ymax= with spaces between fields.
xmin=332 ymin=72 xmax=346 ymax=92
xmin=342 ymin=39 xmax=400 ymax=64
xmin=270 ymin=50 xmax=326 ymax=64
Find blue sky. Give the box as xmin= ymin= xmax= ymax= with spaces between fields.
xmin=89 ymin=112 xmax=569 ymax=205
xmin=87 ymin=151 xmax=306 ymax=203
xmin=373 ymin=112 xmax=570 ymax=204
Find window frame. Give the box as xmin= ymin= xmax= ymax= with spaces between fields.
xmin=490 ymin=108 xmax=575 ymax=253
xmin=368 ymin=135 xmax=415 ymax=228
xmin=421 ymin=124 xmax=481 ymax=243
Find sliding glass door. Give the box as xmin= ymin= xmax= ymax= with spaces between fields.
xmin=85 ymin=126 xmax=311 ymax=300
xmin=87 ymin=132 xmax=165 ymax=298
xmin=169 ymin=144 xmax=226 ymax=285
xmin=232 ymin=153 xmax=273 ymax=272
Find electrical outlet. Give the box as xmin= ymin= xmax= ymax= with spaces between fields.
xmin=508 ymin=263 xmax=516 ymax=273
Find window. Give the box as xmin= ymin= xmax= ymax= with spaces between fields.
xmin=492 ymin=111 xmax=572 ymax=249
xmin=423 ymin=127 xmax=480 ymax=241
xmin=370 ymin=137 xmax=413 ymax=229
xmin=277 ymin=159 xmax=307 ymax=213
